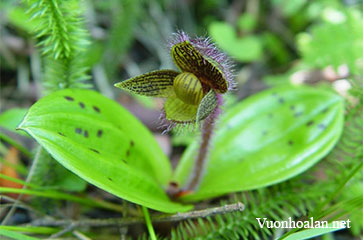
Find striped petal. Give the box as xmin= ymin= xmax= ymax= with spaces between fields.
xmin=114 ymin=70 xmax=179 ymax=97
xmin=171 ymin=41 xmax=228 ymax=93
xmin=164 ymin=97 xmax=198 ymax=122
xmin=196 ymin=90 xmax=218 ymax=121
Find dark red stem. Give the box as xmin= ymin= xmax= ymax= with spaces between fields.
xmin=185 ymin=94 xmax=223 ymax=191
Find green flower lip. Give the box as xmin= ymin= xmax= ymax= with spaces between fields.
xmin=115 ymin=31 xmax=234 ymax=127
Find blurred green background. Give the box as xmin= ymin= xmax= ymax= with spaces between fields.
xmin=1 ymin=0 xmax=361 ymax=106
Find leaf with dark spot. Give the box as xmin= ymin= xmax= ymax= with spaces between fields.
xmin=97 ymin=129 xmax=103 ymax=138
xmin=306 ymin=120 xmax=314 ymax=127
xmin=18 ymin=89 xmax=191 ymax=213
xmin=93 ymin=106 xmax=101 ymax=113
xmin=89 ymin=148 xmax=99 ymax=154
xmin=322 ymin=108 xmax=329 ymax=113
xmin=174 ymin=85 xmax=344 ymax=202
xmin=79 ymin=102 xmax=85 ymax=109
xmin=64 ymin=96 xmax=74 ymax=101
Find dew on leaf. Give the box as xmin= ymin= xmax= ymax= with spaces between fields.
xmin=290 ymin=105 xmax=295 ymax=110
xmin=306 ymin=120 xmax=314 ymax=127
xmin=318 ymin=124 xmax=326 ymax=129
xmin=268 ymin=113 xmax=274 ymax=118
xmin=79 ymin=102 xmax=85 ymax=109
xmin=64 ymin=96 xmax=74 ymax=101
xmin=89 ymin=148 xmax=99 ymax=154
xmin=262 ymin=130 xmax=268 ymax=136
xmin=278 ymin=97 xmax=285 ymax=104
xmin=75 ymin=128 xmax=82 ymax=134
xmin=84 ymin=130 xmax=89 ymax=138
xmin=93 ymin=106 xmax=101 ymax=113
xmin=97 ymin=129 xmax=103 ymax=138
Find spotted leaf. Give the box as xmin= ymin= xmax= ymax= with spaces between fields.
xmin=18 ymin=89 xmax=192 ymax=213
xmin=172 ymin=85 xmax=344 ymax=201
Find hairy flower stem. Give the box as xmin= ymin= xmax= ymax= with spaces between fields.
xmin=185 ymin=94 xmax=223 ymax=192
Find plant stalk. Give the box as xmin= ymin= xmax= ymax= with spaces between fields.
xmin=185 ymin=94 xmax=223 ymax=192
xmin=142 ymin=206 xmax=157 ymax=240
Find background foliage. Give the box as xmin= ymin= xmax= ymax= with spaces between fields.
xmin=0 ymin=0 xmax=362 ymax=239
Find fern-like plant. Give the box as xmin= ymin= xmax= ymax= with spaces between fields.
xmin=27 ymin=0 xmax=90 ymax=90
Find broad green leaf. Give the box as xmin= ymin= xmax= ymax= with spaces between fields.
xmin=282 ymin=222 xmax=345 ymax=240
xmin=30 ymin=148 xmax=87 ymax=192
xmin=209 ymin=22 xmax=263 ymax=62
xmin=0 ymin=108 xmax=32 ymax=157
xmin=173 ymin=85 xmax=344 ymax=201
xmin=0 ymin=108 xmax=28 ymax=136
xmin=0 ymin=226 xmax=58 ymax=236
xmin=18 ymin=89 xmax=192 ymax=213
xmin=0 ymin=229 xmax=41 ymax=240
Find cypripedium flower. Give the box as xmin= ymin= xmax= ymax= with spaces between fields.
xmin=115 ymin=31 xmax=234 ymax=128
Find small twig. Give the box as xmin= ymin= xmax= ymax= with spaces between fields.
xmin=49 ymin=222 xmax=78 ymax=238
xmin=1 ymin=147 xmax=41 ymax=225
xmin=157 ymin=202 xmax=245 ymax=222
xmin=31 ymin=202 xmax=244 ymax=228
xmin=73 ymin=230 xmax=93 ymax=240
